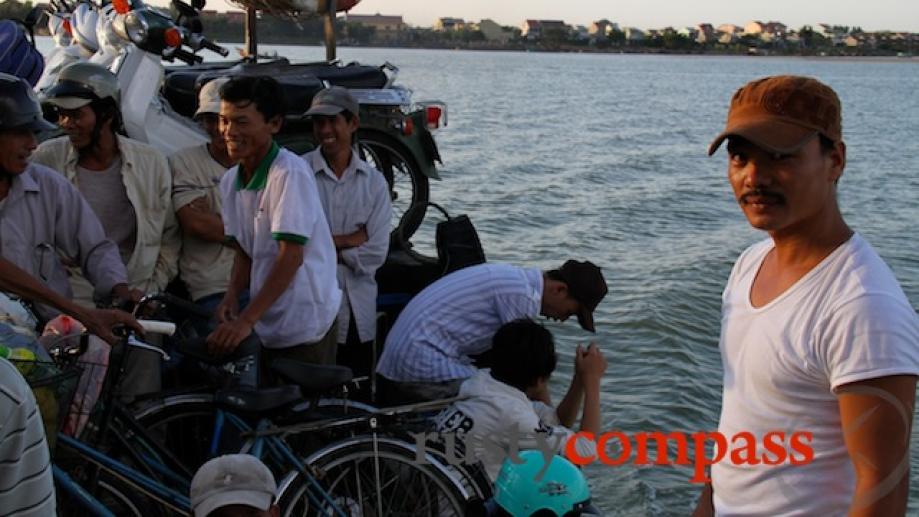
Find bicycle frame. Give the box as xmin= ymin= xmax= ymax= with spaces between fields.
xmin=56 ymin=433 xmax=191 ymax=514
xmin=210 ymin=408 xmax=347 ymax=517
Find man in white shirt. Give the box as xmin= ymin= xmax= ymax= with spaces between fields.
xmin=169 ymin=78 xmax=240 ymax=334
xmin=434 ymin=319 xmax=605 ymax=482
xmin=301 ymin=87 xmax=392 ymax=379
xmin=694 ymin=76 xmax=919 ymax=516
xmin=207 ymin=76 xmax=341 ymax=369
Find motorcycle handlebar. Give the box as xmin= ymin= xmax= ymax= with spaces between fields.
xmin=170 ymin=47 xmax=203 ymax=64
xmin=200 ymin=36 xmax=229 ymax=57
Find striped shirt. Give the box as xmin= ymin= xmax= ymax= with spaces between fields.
xmin=0 ymin=358 xmax=55 ymax=516
xmin=376 ymin=264 xmax=543 ymax=382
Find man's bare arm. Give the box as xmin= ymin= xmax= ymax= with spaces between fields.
xmin=0 ymin=257 xmax=141 ymax=344
xmin=176 ymin=199 xmax=226 ymax=243
xmin=837 ymin=374 xmax=916 ymax=517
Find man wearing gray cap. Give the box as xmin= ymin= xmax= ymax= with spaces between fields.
xmin=190 ymin=454 xmax=279 ymax=517
xmin=302 ymin=87 xmax=391 ymax=380
xmin=169 ymin=78 xmax=241 ymax=333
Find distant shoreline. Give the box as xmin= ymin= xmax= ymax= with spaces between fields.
xmin=216 ymin=39 xmax=919 ymax=62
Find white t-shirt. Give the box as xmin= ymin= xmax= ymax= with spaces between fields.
xmin=169 ymin=143 xmax=234 ymax=301
xmin=433 ymin=369 xmax=596 ymax=481
xmin=712 ymin=234 xmax=919 ymax=516
xmin=220 ymin=144 xmax=341 ymax=348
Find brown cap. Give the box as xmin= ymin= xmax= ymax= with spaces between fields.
xmin=553 ymin=260 xmax=608 ymax=333
xmin=708 ymin=75 xmax=842 ymax=156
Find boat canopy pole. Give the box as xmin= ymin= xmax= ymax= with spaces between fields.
xmin=245 ymin=7 xmax=257 ymax=61
xmin=324 ymin=0 xmax=336 ymax=61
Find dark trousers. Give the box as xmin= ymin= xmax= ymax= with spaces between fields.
xmin=336 ymin=313 xmax=374 ymax=379
xmin=259 ymin=319 xmax=338 ymax=384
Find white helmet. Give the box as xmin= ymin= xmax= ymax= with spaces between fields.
xmin=70 ymin=3 xmax=100 ymax=54
xmin=91 ymin=3 xmax=125 ymax=63
xmin=47 ymin=12 xmax=73 ymax=47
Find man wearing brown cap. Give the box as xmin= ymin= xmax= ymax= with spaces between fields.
xmin=695 ymin=76 xmax=919 ymax=516
xmin=376 ymin=260 xmax=608 ymax=404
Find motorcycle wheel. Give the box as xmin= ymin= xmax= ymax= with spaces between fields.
xmin=356 ymin=130 xmax=429 ymax=243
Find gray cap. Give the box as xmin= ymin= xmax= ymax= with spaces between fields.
xmin=190 ymin=454 xmax=277 ymax=517
xmin=302 ymin=86 xmax=358 ymax=118
xmin=195 ymin=77 xmax=230 ymax=119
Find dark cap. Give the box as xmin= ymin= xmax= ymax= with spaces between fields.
xmin=708 ymin=75 xmax=842 ymax=156
xmin=554 ymin=260 xmax=607 ymax=333
xmin=302 ymin=86 xmax=358 ymax=118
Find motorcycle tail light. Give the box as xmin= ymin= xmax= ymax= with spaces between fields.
xmin=403 ymin=117 xmax=414 ymax=136
xmin=62 ymin=18 xmax=72 ymax=35
xmin=164 ymin=27 xmax=182 ymax=48
xmin=113 ymin=0 xmax=131 ymax=14
xmin=425 ymin=106 xmax=442 ymax=129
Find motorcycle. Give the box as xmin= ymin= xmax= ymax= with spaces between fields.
xmin=34 ymin=0 xmax=447 ymax=243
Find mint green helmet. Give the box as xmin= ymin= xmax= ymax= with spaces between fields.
xmin=492 ymin=451 xmax=600 ymax=516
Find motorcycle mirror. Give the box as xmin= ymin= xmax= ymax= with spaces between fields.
xmin=192 ymin=0 xmax=205 ymax=10
xmin=24 ymin=6 xmax=42 ymax=28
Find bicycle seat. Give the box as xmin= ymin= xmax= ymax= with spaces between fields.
xmin=178 ymin=335 xmax=260 ymax=365
xmin=215 ymin=385 xmax=302 ymax=414
xmin=270 ymin=358 xmax=352 ymax=396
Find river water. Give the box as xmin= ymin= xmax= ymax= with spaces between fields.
xmin=37 ymin=39 xmax=919 ymax=515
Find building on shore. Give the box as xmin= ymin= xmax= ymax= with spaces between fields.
xmin=474 ymin=19 xmax=515 ymax=43
xmin=521 ymin=19 xmax=568 ymax=40
xmin=434 ymin=17 xmax=466 ymax=32
xmin=344 ymin=13 xmax=405 ymax=40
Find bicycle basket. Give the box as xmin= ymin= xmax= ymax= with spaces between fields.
xmin=11 ymin=359 xmax=81 ymax=454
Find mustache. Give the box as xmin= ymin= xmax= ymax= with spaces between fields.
xmin=740 ymin=188 xmax=785 ymax=205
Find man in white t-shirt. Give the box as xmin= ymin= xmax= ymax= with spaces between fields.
xmin=169 ymin=78 xmax=239 ymax=334
xmin=433 ymin=319 xmax=605 ymax=482
xmin=207 ymin=76 xmax=341 ymax=368
xmin=694 ymin=76 xmax=919 ymax=516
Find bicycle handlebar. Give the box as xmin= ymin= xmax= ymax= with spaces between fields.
xmin=134 ymin=292 xmax=212 ymax=320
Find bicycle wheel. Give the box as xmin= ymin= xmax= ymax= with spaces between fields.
xmin=132 ymin=392 xmax=218 ymax=475
xmin=133 ymin=393 xmax=378 ymax=476
xmin=55 ymin=459 xmax=168 ymax=517
xmin=357 ymin=130 xmax=429 ymax=242
xmin=278 ymin=435 xmax=469 ymax=517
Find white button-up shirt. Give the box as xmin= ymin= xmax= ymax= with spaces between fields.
xmin=376 ymin=264 xmax=544 ymax=382
xmin=305 ymin=148 xmax=392 ymax=344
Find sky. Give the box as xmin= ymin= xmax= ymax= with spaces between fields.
xmin=153 ymin=0 xmax=919 ymax=32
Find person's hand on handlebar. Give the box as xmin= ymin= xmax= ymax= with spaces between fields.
xmin=77 ymin=307 xmax=144 ymax=346
xmin=206 ymin=317 xmax=252 ymax=356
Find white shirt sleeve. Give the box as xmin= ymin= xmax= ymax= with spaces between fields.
xmin=269 ymin=167 xmax=318 ymax=242
xmin=820 ymin=293 xmax=919 ymax=390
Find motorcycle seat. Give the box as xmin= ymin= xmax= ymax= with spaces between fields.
xmin=162 ymin=59 xmax=388 ymax=118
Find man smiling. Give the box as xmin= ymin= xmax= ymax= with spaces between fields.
xmin=302 ymin=87 xmax=391 ymax=379
xmin=695 ymin=76 xmax=919 ymax=516
xmin=207 ymin=76 xmax=340 ymax=370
